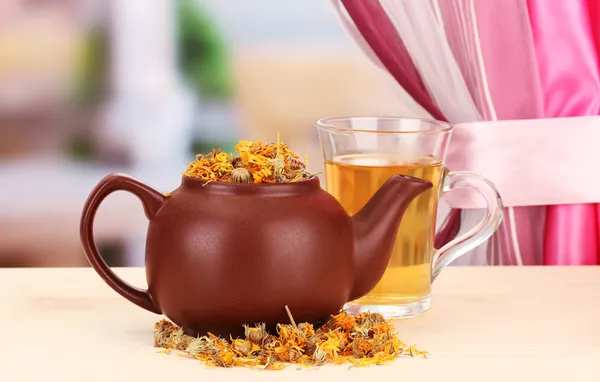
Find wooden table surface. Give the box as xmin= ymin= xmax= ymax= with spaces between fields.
xmin=3 ymin=267 xmax=600 ymax=381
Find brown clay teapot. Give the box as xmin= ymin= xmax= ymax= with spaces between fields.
xmin=80 ymin=173 xmax=432 ymax=337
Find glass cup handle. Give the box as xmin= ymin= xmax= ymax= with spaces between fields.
xmin=431 ymin=170 xmax=504 ymax=282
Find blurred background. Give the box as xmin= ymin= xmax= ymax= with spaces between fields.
xmin=0 ymin=0 xmax=419 ymax=268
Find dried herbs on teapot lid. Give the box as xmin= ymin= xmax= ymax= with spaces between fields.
xmin=183 ymin=134 xmax=318 ymax=185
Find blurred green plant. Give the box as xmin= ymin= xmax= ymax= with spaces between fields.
xmin=72 ymin=28 xmax=108 ymax=107
xmin=72 ymin=1 xmax=232 ymax=104
xmin=65 ymin=28 xmax=106 ymax=161
xmin=177 ymin=0 xmax=233 ymax=100
xmin=64 ymin=132 xmax=96 ymax=160
xmin=67 ymin=1 xmax=234 ymax=161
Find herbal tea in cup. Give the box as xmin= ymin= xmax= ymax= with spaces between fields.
xmin=317 ymin=117 xmax=503 ymax=318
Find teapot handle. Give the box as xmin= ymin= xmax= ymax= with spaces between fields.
xmin=431 ymin=170 xmax=504 ymax=282
xmin=79 ymin=173 xmax=165 ymax=314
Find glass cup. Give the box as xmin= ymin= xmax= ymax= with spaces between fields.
xmin=317 ymin=116 xmax=503 ymax=318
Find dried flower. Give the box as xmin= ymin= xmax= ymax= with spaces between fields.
xmin=333 ymin=311 xmax=357 ymax=331
xmin=352 ymin=337 xmax=375 ymax=358
xmin=244 ymin=323 xmax=268 ymax=344
xmin=231 ymin=338 xmax=254 ymax=356
xmin=214 ymin=348 xmax=235 ymax=367
xmin=232 ymin=157 xmax=243 ymax=168
xmin=170 ymin=328 xmax=192 ymax=350
xmin=288 ymin=156 xmax=306 ymax=170
xmin=312 ymin=347 xmax=328 ymax=365
xmin=231 ymin=168 xmax=252 ymax=183
xmin=271 ymin=157 xmax=285 ymax=179
xmin=186 ymin=337 xmax=211 ymax=356
xmin=153 ymin=320 xmax=177 ymax=348
xmin=261 ymin=334 xmax=279 ymax=351
xmin=153 ymin=310 xmax=428 ymax=370
xmin=306 ymin=333 xmax=324 ymax=356
xmin=252 ymin=168 xmax=272 ymax=183
xmin=274 ymin=346 xmax=303 ymax=362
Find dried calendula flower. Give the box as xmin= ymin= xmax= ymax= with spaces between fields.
xmin=170 ymin=328 xmax=193 ymax=351
xmin=271 ymin=157 xmax=285 ymax=178
xmin=274 ymin=345 xmax=303 ymax=363
xmin=352 ymin=337 xmax=375 ymax=358
xmin=186 ymin=337 xmax=211 ymax=356
xmin=214 ymin=348 xmax=236 ymax=367
xmin=153 ymin=309 xmax=427 ymax=370
xmin=231 ymin=338 xmax=254 ymax=356
xmin=306 ymin=332 xmax=324 ymax=356
xmin=261 ymin=334 xmax=279 ymax=351
xmin=231 ymin=168 xmax=252 ymax=183
xmin=333 ymin=311 xmax=357 ymax=331
xmin=244 ymin=323 xmax=268 ymax=344
xmin=231 ymin=156 xmax=244 ymax=168
xmin=312 ymin=347 xmax=328 ymax=365
xmin=153 ymin=320 xmax=177 ymax=348
xmin=294 ymin=322 xmax=314 ymax=344
xmin=288 ymin=156 xmax=306 ymax=170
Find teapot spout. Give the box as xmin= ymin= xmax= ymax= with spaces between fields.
xmin=350 ymin=174 xmax=433 ymax=301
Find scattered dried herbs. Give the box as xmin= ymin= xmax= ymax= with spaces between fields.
xmin=153 ymin=308 xmax=428 ymax=370
xmin=183 ymin=135 xmax=318 ymax=185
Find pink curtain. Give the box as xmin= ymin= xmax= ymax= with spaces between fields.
xmin=528 ymin=0 xmax=600 ymax=265
xmin=432 ymin=0 xmax=546 ymax=265
xmin=339 ymin=0 xmax=445 ymax=121
xmin=462 ymin=0 xmax=545 ymax=265
xmin=589 ymin=0 xmax=600 ymax=251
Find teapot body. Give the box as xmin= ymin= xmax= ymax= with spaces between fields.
xmin=146 ymin=176 xmax=354 ymax=336
xmin=82 ymin=170 xmax=431 ymax=337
